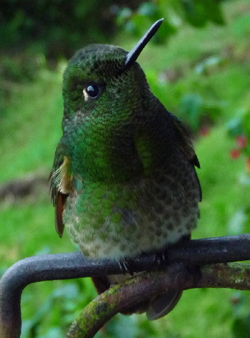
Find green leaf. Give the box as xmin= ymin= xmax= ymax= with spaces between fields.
xmin=232 ymin=315 xmax=250 ymax=338
xmin=180 ymin=93 xmax=203 ymax=131
xmin=226 ymin=117 xmax=243 ymax=137
xmin=204 ymin=0 xmax=225 ymax=25
xmin=180 ymin=0 xmax=225 ymax=27
xmin=181 ymin=0 xmax=207 ymax=27
xmin=137 ymin=3 xmax=158 ymax=17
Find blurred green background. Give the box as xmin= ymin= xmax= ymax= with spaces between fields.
xmin=1 ymin=0 xmax=250 ymax=337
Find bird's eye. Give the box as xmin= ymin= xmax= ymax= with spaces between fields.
xmin=84 ymin=84 xmax=100 ymax=100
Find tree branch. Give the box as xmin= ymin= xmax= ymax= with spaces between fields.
xmin=0 ymin=234 xmax=250 ymax=338
xmin=66 ymin=262 xmax=250 ymax=338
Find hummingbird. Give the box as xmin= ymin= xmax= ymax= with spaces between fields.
xmin=50 ymin=19 xmax=201 ymax=320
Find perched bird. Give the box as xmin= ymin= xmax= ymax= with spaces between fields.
xmin=50 ymin=19 xmax=201 ymax=320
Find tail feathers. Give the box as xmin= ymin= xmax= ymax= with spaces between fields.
xmin=92 ymin=276 xmax=182 ymax=320
xmin=146 ymin=290 xmax=183 ymax=320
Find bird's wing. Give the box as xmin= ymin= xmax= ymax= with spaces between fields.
xmin=171 ymin=114 xmax=202 ymax=201
xmin=49 ymin=142 xmax=72 ymax=237
xmin=171 ymin=114 xmax=200 ymax=168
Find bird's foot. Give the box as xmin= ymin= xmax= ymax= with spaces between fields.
xmin=154 ymin=249 xmax=168 ymax=266
xmin=119 ymin=258 xmax=134 ymax=276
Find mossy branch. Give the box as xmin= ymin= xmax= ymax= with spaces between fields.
xmin=66 ymin=262 xmax=250 ymax=338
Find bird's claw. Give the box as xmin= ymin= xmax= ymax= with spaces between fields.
xmin=154 ymin=249 xmax=168 ymax=266
xmin=119 ymin=258 xmax=134 ymax=275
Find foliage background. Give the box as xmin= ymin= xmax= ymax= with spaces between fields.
xmin=1 ymin=0 xmax=250 ymax=337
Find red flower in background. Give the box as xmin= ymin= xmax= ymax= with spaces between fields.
xmin=230 ymin=149 xmax=241 ymax=159
xmin=199 ymin=126 xmax=210 ymax=137
xmin=236 ymin=135 xmax=248 ymax=149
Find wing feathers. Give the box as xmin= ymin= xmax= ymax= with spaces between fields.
xmin=50 ymin=143 xmax=71 ymax=238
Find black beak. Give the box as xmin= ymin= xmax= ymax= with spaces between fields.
xmin=122 ymin=18 xmax=163 ymax=72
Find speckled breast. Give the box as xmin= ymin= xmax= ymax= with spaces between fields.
xmin=63 ymin=156 xmax=200 ymax=260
